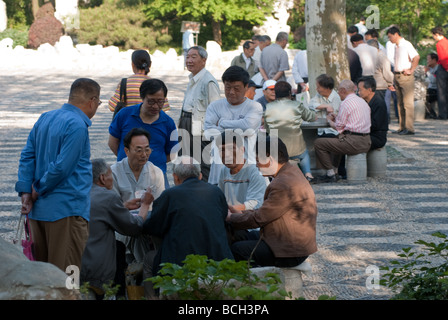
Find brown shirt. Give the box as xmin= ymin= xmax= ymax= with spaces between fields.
xmin=229 ymin=162 xmax=318 ymax=257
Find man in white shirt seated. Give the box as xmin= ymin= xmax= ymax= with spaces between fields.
xmin=217 ymin=130 xmax=267 ymax=211
xmin=308 ymin=74 xmax=342 ymax=137
xmin=111 ymin=127 xmax=166 ymax=264
xmin=216 ymin=130 xmax=268 ymax=243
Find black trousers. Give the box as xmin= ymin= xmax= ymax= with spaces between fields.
xmin=297 ymin=77 xmax=309 ymax=93
xmin=436 ymin=66 xmax=448 ymax=119
xmin=178 ymin=111 xmax=211 ymax=181
xmin=231 ymin=230 xmax=308 ymax=268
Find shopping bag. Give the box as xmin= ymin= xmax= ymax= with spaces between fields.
xmin=13 ymin=214 xmax=35 ymax=261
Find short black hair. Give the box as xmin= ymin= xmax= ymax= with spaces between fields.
xmin=140 ymin=78 xmax=168 ymax=99
xmin=123 ymin=127 xmax=151 ymax=149
xmin=222 ymin=66 xmax=250 ymax=86
xmin=387 ymin=26 xmax=401 ymax=36
xmin=432 ymin=26 xmax=445 ymax=36
xmin=350 ymin=34 xmax=364 ymax=43
xmin=428 ymin=52 xmax=439 ymax=61
xmin=256 ymin=134 xmax=289 ymax=164
xmin=358 ymin=76 xmax=376 ymax=92
xmin=316 ymin=74 xmax=335 ymax=90
xmin=347 ymin=25 xmax=359 ymax=34
xmin=274 ymin=81 xmax=292 ymax=99
xmin=365 ymin=29 xmax=379 ymax=39
xmin=243 ymin=40 xmax=254 ymax=49
xmin=69 ymin=78 xmax=100 ymax=101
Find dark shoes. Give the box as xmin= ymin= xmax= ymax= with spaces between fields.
xmin=311 ymin=174 xmax=338 ymax=184
xmin=398 ymin=129 xmax=415 ymax=135
xmin=393 ymin=129 xmax=415 ymax=135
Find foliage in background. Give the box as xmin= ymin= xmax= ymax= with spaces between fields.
xmin=345 ymin=0 xmax=448 ymax=44
xmin=0 ymin=28 xmax=29 ymax=47
xmin=142 ymin=0 xmax=273 ymax=51
xmin=148 ymin=254 xmax=291 ymax=300
xmin=380 ymin=232 xmax=448 ymax=300
xmin=3 ymin=0 xmax=34 ymax=29
xmin=75 ymin=0 xmax=169 ymax=51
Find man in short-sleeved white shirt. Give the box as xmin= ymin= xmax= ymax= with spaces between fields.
xmin=387 ymin=26 xmax=420 ymax=135
xmin=259 ymin=31 xmax=290 ymax=83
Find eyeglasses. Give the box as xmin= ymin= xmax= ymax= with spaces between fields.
xmin=146 ymin=98 xmax=165 ymax=107
xmin=91 ymin=96 xmax=102 ymax=106
xmin=133 ymin=147 xmax=151 ymax=155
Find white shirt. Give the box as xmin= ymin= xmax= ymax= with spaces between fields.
xmin=292 ymin=50 xmax=308 ymax=84
xmin=111 ymin=158 xmax=165 ymax=212
xmin=386 ymin=41 xmax=396 ymax=66
xmin=353 ymin=43 xmax=378 ymax=76
xmin=355 ymin=23 xmax=368 ymax=36
xmin=242 ymin=53 xmax=251 ymax=70
xmin=308 ymin=89 xmax=342 ymax=136
xmin=394 ymin=38 xmax=419 ymax=72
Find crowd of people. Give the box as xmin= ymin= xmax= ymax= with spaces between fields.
xmin=14 ymin=24 xmax=447 ymax=300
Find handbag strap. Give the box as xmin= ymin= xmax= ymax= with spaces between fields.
xmin=119 ymin=78 xmax=127 ymax=103
xmin=14 ymin=214 xmax=25 ymax=244
xmin=24 ymin=215 xmax=32 ymax=242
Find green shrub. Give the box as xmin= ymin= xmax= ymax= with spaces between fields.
xmin=0 ymin=28 xmax=29 ymax=47
xmin=380 ymin=232 xmax=448 ymax=300
xmin=147 ymin=254 xmax=290 ymax=300
xmin=76 ymin=1 xmax=168 ymax=51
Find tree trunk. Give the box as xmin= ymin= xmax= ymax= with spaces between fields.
xmin=305 ymin=0 xmax=351 ymax=96
xmin=211 ymin=19 xmax=222 ymax=46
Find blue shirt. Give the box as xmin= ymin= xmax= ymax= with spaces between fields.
xmin=15 ymin=104 xmax=93 ymax=222
xmin=109 ymin=104 xmax=179 ymax=173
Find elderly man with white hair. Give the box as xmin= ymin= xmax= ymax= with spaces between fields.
xmin=313 ymin=79 xmax=371 ymax=183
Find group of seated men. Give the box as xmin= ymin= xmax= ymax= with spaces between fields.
xmin=81 ymin=61 xmax=388 ymax=299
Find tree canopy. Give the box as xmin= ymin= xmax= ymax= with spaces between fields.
xmin=142 ymin=0 xmax=273 ymax=49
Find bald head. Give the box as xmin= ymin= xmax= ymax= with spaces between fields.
xmin=337 ymin=79 xmax=357 ymax=100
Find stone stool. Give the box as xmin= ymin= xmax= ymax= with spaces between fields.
xmin=367 ymin=147 xmax=387 ymax=178
xmin=346 ymin=153 xmax=367 ymax=182
xmin=250 ymin=261 xmax=313 ymax=300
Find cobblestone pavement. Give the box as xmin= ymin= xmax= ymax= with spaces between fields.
xmin=1 ymin=69 xmax=447 ymax=300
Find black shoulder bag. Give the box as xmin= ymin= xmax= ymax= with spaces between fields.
xmin=112 ymin=78 xmax=127 ymax=120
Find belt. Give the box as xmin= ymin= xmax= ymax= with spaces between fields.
xmin=343 ymin=130 xmax=369 ymax=136
xmin=181 ymin=110 xmax=192 ymax=118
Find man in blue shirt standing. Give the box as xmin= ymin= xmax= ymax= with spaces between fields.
xmin=15 ymin=78 xmax=101 ymax=272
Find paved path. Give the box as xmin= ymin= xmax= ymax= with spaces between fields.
xmin=1 ymin=69 xmax=447 ymax=300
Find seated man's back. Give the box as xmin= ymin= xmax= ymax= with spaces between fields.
xmin=143 ymin=156 xmax=233 ymax=275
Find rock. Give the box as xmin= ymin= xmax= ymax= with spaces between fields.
xmin=0 ymin=237 xmax=81 ymax=300
xmin=250 ymin=261 xmax=312 ymax=300
xmin=0 ymin=37 xmax=13 ymax=50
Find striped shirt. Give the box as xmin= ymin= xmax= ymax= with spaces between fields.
xmin=108 ymin=74 xmax=170 ymax=112
xmin=334 ymin=93 xmax=371 ymax=134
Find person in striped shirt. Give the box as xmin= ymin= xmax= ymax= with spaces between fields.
xmin=313 ymin=79 xmax=371 ymax=183
xmin=108 ymin=50 xmax=170 ymax=113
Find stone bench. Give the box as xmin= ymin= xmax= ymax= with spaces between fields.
xmin=346 ymin=147 xmax=387 ymax=182
xmin=346 ymin=153 xmax=367 ymax=182
xmin=367 ymin=147 xmax=387 ymax=178
xmin=250 ymin=261 xmax=313 ymax=300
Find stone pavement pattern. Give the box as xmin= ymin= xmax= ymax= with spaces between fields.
xmin=1 ymin=69 xmax=448 ymax=300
